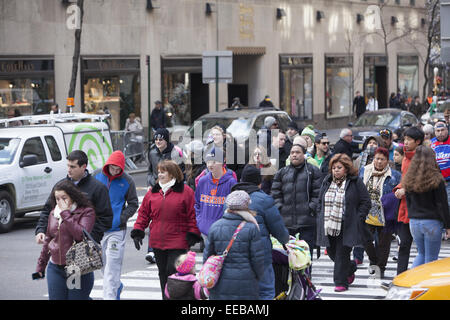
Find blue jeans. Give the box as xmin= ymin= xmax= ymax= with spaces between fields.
xmin=409 ymin=219 xmax=443 ymax=268
xmin=259 ymin=264 xmax=276 ymax=300
xmin=46 ymin=261 xmax=94 ymax=300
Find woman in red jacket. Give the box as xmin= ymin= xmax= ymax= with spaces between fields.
xmin=131 ymin=160 xmax=201 ymax=299
xmin=32 ymin=180 xmax=96 ymax=300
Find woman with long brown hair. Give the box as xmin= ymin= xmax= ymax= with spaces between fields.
xmin=401 ymin=145 xmax=450 ymax=267
xmin=316 ymin=153 xmax=371 ymax=292
xmin=33 ymin=180 xmax=96 ymax=300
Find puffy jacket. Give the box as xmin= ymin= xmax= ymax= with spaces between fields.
xmin=35 ymin=171 xmax=113 ymax=243
xmin=164 ymin=273 xmax=209 ymax=300
xmin=194 ymin=170 xmax=237 ymax=235
xmin=271 ymin=162 xmax=322 ymax=230
xmin=205 ymin=212 xmax=265 ymax=300
xmin=231 ymin=182 xmax=289 ymax=266
xmin=316 ymin=175 xmax=371 ymax=248
xmin=147 ymin=143 xmax=184 ymax=187
xmin=36 ymin=206 xmax=96 ymax=273
xmin=393 ymin=148 xmax=415 ymax=224
xmin=133 ymin=180 xmax=200 ymax=250
xmin=94 ymin=151 xmax=139 ymax=231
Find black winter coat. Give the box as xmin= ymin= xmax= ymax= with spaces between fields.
xmin=147 ymin=143 xmax=184 ymax=187
xmin=332 ymin=139 xmax=353 ymax=159
xmin=35 ymin=171 xmax=113 ymax=243
xmin=271 ymin=162 xmax=322 ymax=230
xmin=316 ymin=174 xmax=371 ymax=248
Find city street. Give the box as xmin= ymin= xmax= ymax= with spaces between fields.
xmin=2 ymin=171 xmax=450 ymax=300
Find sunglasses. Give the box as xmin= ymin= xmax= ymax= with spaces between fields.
xmin=321 ymin=142 xmax=330 ymax=145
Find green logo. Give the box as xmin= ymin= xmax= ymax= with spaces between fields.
xmin=68 ymin=124 xmax=113 ymax=171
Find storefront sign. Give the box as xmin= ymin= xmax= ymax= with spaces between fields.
xmin=0 ymin=60 xmax=54 ymax=75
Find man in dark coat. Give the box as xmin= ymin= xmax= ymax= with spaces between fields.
xmin=271 ymin=144 xmax=322 ymax=254
xmin=352 ymin=91 xmax=366 ymax=118
xmin=35 ymin=150 xmax=113 ymax=244
xmin=150 ymin=100 xmax=166 ymax=131
xmin=332 ymin=128 xmax=354 ymax=159
xmin=147 ymin=128 xmax=184 ymax=187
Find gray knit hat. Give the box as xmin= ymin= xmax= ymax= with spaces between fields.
xmin=225 ymin=190 xmax=251 ymax=210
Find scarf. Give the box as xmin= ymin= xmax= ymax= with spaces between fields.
xmin=358 ymin=146 xmax=376 ymax=170
xmin=227 ymin=210 xmax=260 ymax=230
xmin=364 ymin=164 xmax=390 ymax=226
xmin=53 ymin=203 xmax=78 ymax=226
xmin=159 ymin=178 xmax=176 ymax=194
xmin=323 ymin=179 xmax=346 ymax=237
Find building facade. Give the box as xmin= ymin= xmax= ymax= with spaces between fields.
xmin=0 ymin=0 xmax=429 ymax=131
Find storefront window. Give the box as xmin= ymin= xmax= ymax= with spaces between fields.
xmin=397 ymin=55 xmax=419 ymax=99
xmin=325 ymin=56 xmax=353 ymax=119
xmin=0 ymin=59 xmax=55 ymax=118
xmin=280 ymin=56 xmax=313 ymax=120
xmin=81 ymin=58 xmax=140 ymax=131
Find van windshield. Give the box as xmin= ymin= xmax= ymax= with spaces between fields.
xmin=0 ymin=138 xmax=20 ymax=165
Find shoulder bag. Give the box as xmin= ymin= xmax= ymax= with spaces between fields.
xmin=65 ymin=228 xmax=103 ymax=277
xmin=198 ymin=221 xmax=246 ymax=289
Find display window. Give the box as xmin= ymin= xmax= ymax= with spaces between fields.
xmin=397 ymin=55 xmax=419 ymax=99
xmin=81 ymin=58 xmax=140 ymax=131
xmin=0 ymin=59 xmax=55 ymax=118
xmin=280 ymin=56 xmax=313 ymax=120
xmin=325 ymin=56 xmax=353 ymax=119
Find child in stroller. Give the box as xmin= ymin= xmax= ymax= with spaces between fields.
xmin=272 ymin=235 xmax=322 ymax=300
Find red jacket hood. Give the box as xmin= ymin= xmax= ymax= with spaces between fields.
xmin=103 ymin=150 xmax=125 ymax=180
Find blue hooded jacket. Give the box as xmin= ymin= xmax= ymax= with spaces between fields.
xmin=194 ymin=169 xmax=237 ymax=235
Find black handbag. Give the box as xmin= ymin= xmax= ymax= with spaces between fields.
xmin=65 ymin=229 xmax=103 ymax=276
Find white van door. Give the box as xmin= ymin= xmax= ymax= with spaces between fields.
xmin=17 ymin=136 xmax=55 ymax=209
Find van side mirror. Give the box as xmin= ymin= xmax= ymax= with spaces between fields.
xmin=20 ymin=154 xmax=38 ymax=168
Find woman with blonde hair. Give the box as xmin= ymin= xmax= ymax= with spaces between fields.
xmin=402 ymin=145 xmax=450 ymax=267
xmin=316 ymin=153 xmax=371 ymax=292
xmin=248 ymin=145 xmax=276 ymax=194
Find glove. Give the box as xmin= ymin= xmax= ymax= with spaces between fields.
xmin=186 ymin=232 xmax=202 ymax=247
xmin=130 ymin=229 xmax=145 ymax=250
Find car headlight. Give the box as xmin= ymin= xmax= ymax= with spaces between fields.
xmin=385 ymin=285 xmax=428 ymax=300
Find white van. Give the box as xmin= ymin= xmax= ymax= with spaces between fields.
xmin=0 ymin=113 xmax=113 ymax=233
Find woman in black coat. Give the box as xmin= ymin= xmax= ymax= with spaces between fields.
xmin=316 ymin=153 xmax=371 ymax=292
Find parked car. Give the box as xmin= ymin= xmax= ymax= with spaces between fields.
xmin=420 ymin=99 xmax=449 ymax=125
xmin=179 ymin=106 xmax=292 ymax=149
xmin=385 ymin=257 xmax=450 ymax=300
xmin=349 ymin=109 xmax=419 ymax=152
xmin=0 ymin=113 xmax=113 ymax=233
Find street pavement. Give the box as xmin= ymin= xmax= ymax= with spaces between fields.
xmin=2 ymin=170 xmax=450 ymax=301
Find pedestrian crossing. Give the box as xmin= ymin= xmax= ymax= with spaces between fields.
xmin=85 ymin=240 xmax=450 ymax=300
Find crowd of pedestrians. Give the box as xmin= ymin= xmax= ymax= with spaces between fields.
xmin=32 ymin=112 xmax=450 ymax=300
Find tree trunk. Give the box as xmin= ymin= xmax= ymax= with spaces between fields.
xmin=67 ymin=0 xmax=84 ymax=112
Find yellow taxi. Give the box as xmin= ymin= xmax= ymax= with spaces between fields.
xmin=385 ymin=257 xmax=450 ymax=300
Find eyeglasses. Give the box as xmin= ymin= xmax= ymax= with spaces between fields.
xmin=321 ymin=142 xmax=330 ymax=145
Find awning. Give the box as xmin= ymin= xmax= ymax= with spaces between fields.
xmin=226 ymin=46 xmax=266 ymax=56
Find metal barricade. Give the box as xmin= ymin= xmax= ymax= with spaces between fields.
xmin=110 ymin=130 xmax=148 ymax=170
